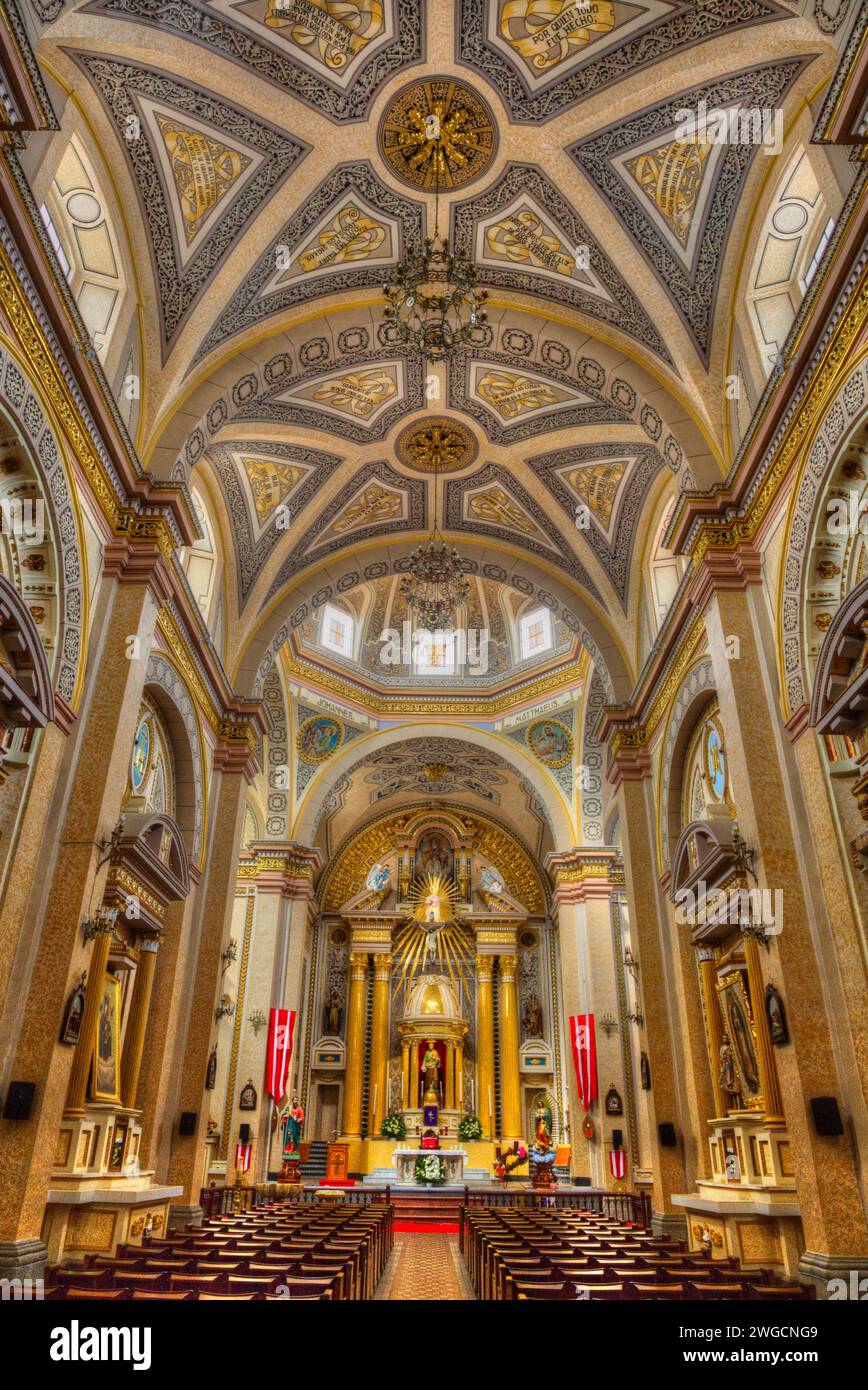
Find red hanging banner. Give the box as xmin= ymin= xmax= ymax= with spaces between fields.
xmin=609 ymin=1149 xmax=627 ymax=1180
xmin=568 ymin=1014 xmax=597 ymax=1111
xmin=234 ymin=1142 xmax=252 ymax=1174
xmin=265 ymin=1007 xmax=296 ymax=1104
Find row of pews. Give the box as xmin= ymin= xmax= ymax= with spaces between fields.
xmin=44 ymin=1197 xmax=393 ymax=1300
xmin=461 ymin=1205 xmax=816 ymax=1300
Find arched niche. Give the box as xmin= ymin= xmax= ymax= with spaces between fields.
xmin=655 ymin=656 xmax=718 ymax=873
xmin=143 ymin=651 xmax=207 ymax=868
xmin=104 ymin=813 xmax=190 ymax=933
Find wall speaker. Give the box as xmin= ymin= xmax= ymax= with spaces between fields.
xmin=810 ymin=1096 xmax=843 ymax=1137
xmin=3 ymin=1081 xmax=35 ymax=1120
xmin=239 ymin=1123 xmax=251 ymax=1144
xmin=658 ymin=1122 xmax=677 ymax=1148
xmin=612 ymin=1128 xmax=623 ymax=1149
xmin=178 ymin=1111 xmax=197 ymax=1136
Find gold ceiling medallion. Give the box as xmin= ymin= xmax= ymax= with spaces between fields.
xmin=378 ymin=79 xmax=497 ymax=190
xmin=499 ymin=0 xmax=616 ymax=75
xmin=396 ymin=417 xmax=479 ymax=474
xmin=422 ymin=762 xmax=450 ymax=780
xmin=393 ymin=874 xmax=473 ymax=997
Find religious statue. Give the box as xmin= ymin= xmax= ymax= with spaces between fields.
xmin=324 ymin=989 xmax=343 ymax=1036
xmin=765 ymin=983 xmax=788 ymax=1046
xmin=479 ymin=865 xmax=503 ymax=895
xmin=522 ymin=992 xmax=543 ymax=1038
xmin=421 ymin=1040 xmax=442 ymax=1106
xmin=424 ymin=891 xmax=441 ymax=922
xmin=205 ymin=1045 xmax=217 ymax=1090
xmin=533 ymin=1098 xmax=552 ymax=1151
xmin=719 ymin=1040 xmax=739 ymax=1101
xmin=281 ymin=1093 xmax=305 ymax=1157
xmin=365 ymin=862 xmax=390 ymax=894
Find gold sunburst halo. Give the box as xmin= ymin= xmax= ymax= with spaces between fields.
xmin=392 ymin=874 xmax=473 ymax=1000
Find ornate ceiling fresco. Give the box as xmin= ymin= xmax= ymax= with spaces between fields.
xmin=30 ymin=0 xmax=836 ymax=701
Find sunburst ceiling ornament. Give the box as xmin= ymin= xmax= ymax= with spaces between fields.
xmin=379 ymin=79 xmax=496 ymax=191
xmin=392 ymin=874 xmax=474 ymax=997
xmin=396 ymin=417 xmax=479 ymax=474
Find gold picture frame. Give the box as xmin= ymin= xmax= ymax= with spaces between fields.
xmin=717 ymin=970 xmax=761 ymax=1103
xmin=91 ymin=972 xmax=121 ymax=1104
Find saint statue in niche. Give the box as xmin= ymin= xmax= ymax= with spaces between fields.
xmin=523 ymin=992 xmax=543 ymax=1038
xmin=324 ymin=989 xmax=343 ymax=1035
xmin=205 ymin=1044 xmax=217 ymax=1090
xmin=421 ymin=1040 xmax=442 ymax=1105
xmin=534 ymin=1097 xmax=553 ymax=1150
xmin=765 ymin=983 xmax=789 ymax=1046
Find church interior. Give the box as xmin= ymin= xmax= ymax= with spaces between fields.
xmin=0 ymin=0 xmax=867 ymax=1318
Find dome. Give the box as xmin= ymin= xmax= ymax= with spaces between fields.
xmin=403 ymin=974 xmax=462 ymax=1023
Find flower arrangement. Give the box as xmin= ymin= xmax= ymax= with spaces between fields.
xmin=458 ymin=1113 xmax=483 ymax=1141
xmin=415 ymin=1153 xmax=446 ymax=1185
xmin=493 ymin=1141 xmax=528 ymax=1182
xmin=380 ymin=1112 xmax=407 ymax=1140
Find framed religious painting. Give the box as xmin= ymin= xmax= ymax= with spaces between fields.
xmin=718 ymin=972 xmax=761 ymax=1105
xmin=130 ymin=709 xmax=155 ymax=796
xmin=296 ymin=716 xmax=343 ymax=765
xmin=91 ymin=972 xmax=122 ymax=1104
xmin=526 ymin=719 xmax=573 ymax=768
xmin=60 ymin=974 xmax=86 ymax=1045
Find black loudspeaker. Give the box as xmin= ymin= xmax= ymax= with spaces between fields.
xmin=658 ymin=1122 xmax=677 ymax=1148
xmin=239 ymin=1123 xmax=251 ymax=1144
xmin=3 ymin=1081 xmax=35 ymax=1119
xmin=178 ymin=1111 xmax=197 ymax=1136
xmin=810 ymin=1096 xmax=844 ymax=1137
xmin=612 ymin=1129 xmax=623 ymax=1149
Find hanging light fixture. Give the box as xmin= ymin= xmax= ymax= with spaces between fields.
xmin=382 ymin=112 xmax=488 ymax=361
xmin=399 ymin=431 xmax=470 ymax=632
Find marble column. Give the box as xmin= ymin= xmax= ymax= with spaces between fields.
xmin=401 ymin=1038 xmax=410 ymax=1107
xmin=742 ymin=933 xmax=784 ymax=1123
xmin=368 ymin=953 xmax=392 ymax=1135
xmin=341 ymin=953 xmax=368 ymax=1139
xmin=498 ymin=954 xmax=522 ymax=1142
xmin=476 ymin=954 xmax=495 ymax=1138
xmin=695 ymin=548 xmax=868 ymax=1289
xmin=0 ymin=555 xmax=165 ymax=1270
xmin=613 ymin=761 xmax=689 ymax=1238
xmin=167 ymin=738 xmax=258 ymax=1222
xmin=120 ymin=935 xmax=160 ymax=1109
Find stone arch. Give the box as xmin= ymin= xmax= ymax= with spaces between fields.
xmin=655 ymin=655 xmax=717 ymax=874
xmin=293 ymin=721 xmax=574 ymax=853
xmin=779 ymin=356 xmax=868 ymax=720
xmin=0 ymin=340 xmax=86 ymax=709
xmin=144 ymin=649 xmax=206 ymax=867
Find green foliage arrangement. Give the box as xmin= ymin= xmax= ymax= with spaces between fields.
xmin=457 ymin=1113 xmax=483 ymax=1141
xmin=380 ymin=1112 xmax=407 ymax=1140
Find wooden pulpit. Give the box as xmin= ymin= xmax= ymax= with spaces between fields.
xmin=326 ymin=1142 xmax=349 ymax=1181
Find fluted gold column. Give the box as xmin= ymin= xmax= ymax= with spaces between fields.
xmin=121 ymin=936 xmax=160 ymax=1109
xmin=455 ymin=1041 xmax=464 ymax=1109
xmin=743 ymin=934 xmax=784 ymax=1123
xmin=65 ymin=922 xmax=114 ymax=1117
xmin=498 ymin=954 xmax=522 ymax=1141
xmin=445 ymin=1043 xmax=455 ymax=1109
xmin=368 ymin=953 xmax=392 ymax=1134
xmin=341 ymin=953 xmax=368 ymax=1138
xmin=401 ymin=1038 xmax=410 ymax=1107
xmin=476 ymin=955 xmax=495 ymax=1138
xmin=696 ymin=946 xmax=727 ymax=1119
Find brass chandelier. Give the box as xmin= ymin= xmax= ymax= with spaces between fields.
xmin=399 ymin=437 xmax=470 ymax=631
xmin=382 ymin=114 xmax=488 ymax=361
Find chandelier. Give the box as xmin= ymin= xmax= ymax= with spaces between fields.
xmin=399 ymin=534 xmax=470 ymax=631
xmin=382 ymin=114 xmax=488 ymax=361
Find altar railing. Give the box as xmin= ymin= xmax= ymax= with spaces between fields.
xmin=460 ymin=1186 xmax=651 ymax=1227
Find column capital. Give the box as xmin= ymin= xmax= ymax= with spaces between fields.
xmin=212 ymin=737 xmax=259 ymax=783
xmin=547 ymin=847 xmax=624 ymax=903
xmin=102 ymin=539 xmax=174 ymax=606
xmin=689 ymin=544 xmax=763 ymax=612
xmin=373 ymin=953 xmax=393 ymax=981
xmin=238 ymin=841 xmax=321 ymax=897
xmin=348 ymin=951 xmax=369 ymax=978
xmin=475 ymin=953 xmax=493 ymax=980
xmin=608 ymin=742 xmax=653 ymax=790
xmin=498 ymin=953 xmax=518 ymax=980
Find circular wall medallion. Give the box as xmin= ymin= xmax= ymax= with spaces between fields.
xmin=527 ymin=719 xmax=573 ymax=768
xmin=396 ymin=417 xmax=479 ymax=473
xmin=379 ymin=79 xmax=497 ymax=190
xmin=130 ymin=713 xmax=154 ymax=793
xmin=297 ymin=715 xmax=343 ymax=765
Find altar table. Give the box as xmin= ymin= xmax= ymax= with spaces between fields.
xmin=392 ymin=1148 xmax=468 ymax=1185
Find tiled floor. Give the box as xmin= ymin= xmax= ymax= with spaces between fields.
xmin=375 ymin=1233 xmax=475 ymax=1300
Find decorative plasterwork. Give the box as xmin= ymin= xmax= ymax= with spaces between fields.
xmin=451 ymin=351 xmax=626 ymax=443
xmin=528 ymin=442 xmax=666 ymax=606
xmin=294 ymin=699 xmax=363 ymax=799
xmin=207 ymin=438 xmax=341 ymax=606
xmin=569 ymin=58 xmax=815 ymax=362
xmin=580 ymin=667 xmax=606 ymax=843
xmin=81 ymin=0 xmax=424 ymax=121
xmin=263 ymin=460 xmax=425 ymax=605
xmin=68 ymin=51 xmax=309 ymax=356
xmin=781 ymin=357 xmax=868 ymax=719
xmin=453 ymin=163 xmax=671 ymax=364
xmin=262 ymin=663 xmax=289 ymax=839
xmin=446 ymin=462 xmax=602 ymax=601
xmin=231 ymin=351 xmax=423 ymax=443
xmin=194 ymin=163 xmax=421 ymax=363
xmin=0 ymin=343 xmax=83 ymax=705
xmin=378 ymin=77 xmax=497 ymax=189
xmin=346 ymin=736 xmax=518 ymax=808
xmin=456 ymin=0 xmax=791 ymax=123
xmin=505 ymin=705 xmax=575 ymax=798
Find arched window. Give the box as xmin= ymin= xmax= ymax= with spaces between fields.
xmin=646 ymin=498 xmax=685 ymax=640
xmin=180 ymin=488 xmax=221 ymax=635
xmin=40 ymin=135 xmax=126 ymax=360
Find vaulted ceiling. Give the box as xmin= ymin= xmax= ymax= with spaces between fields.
xmin=31 ymin=0 xmax=837 ymax=696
